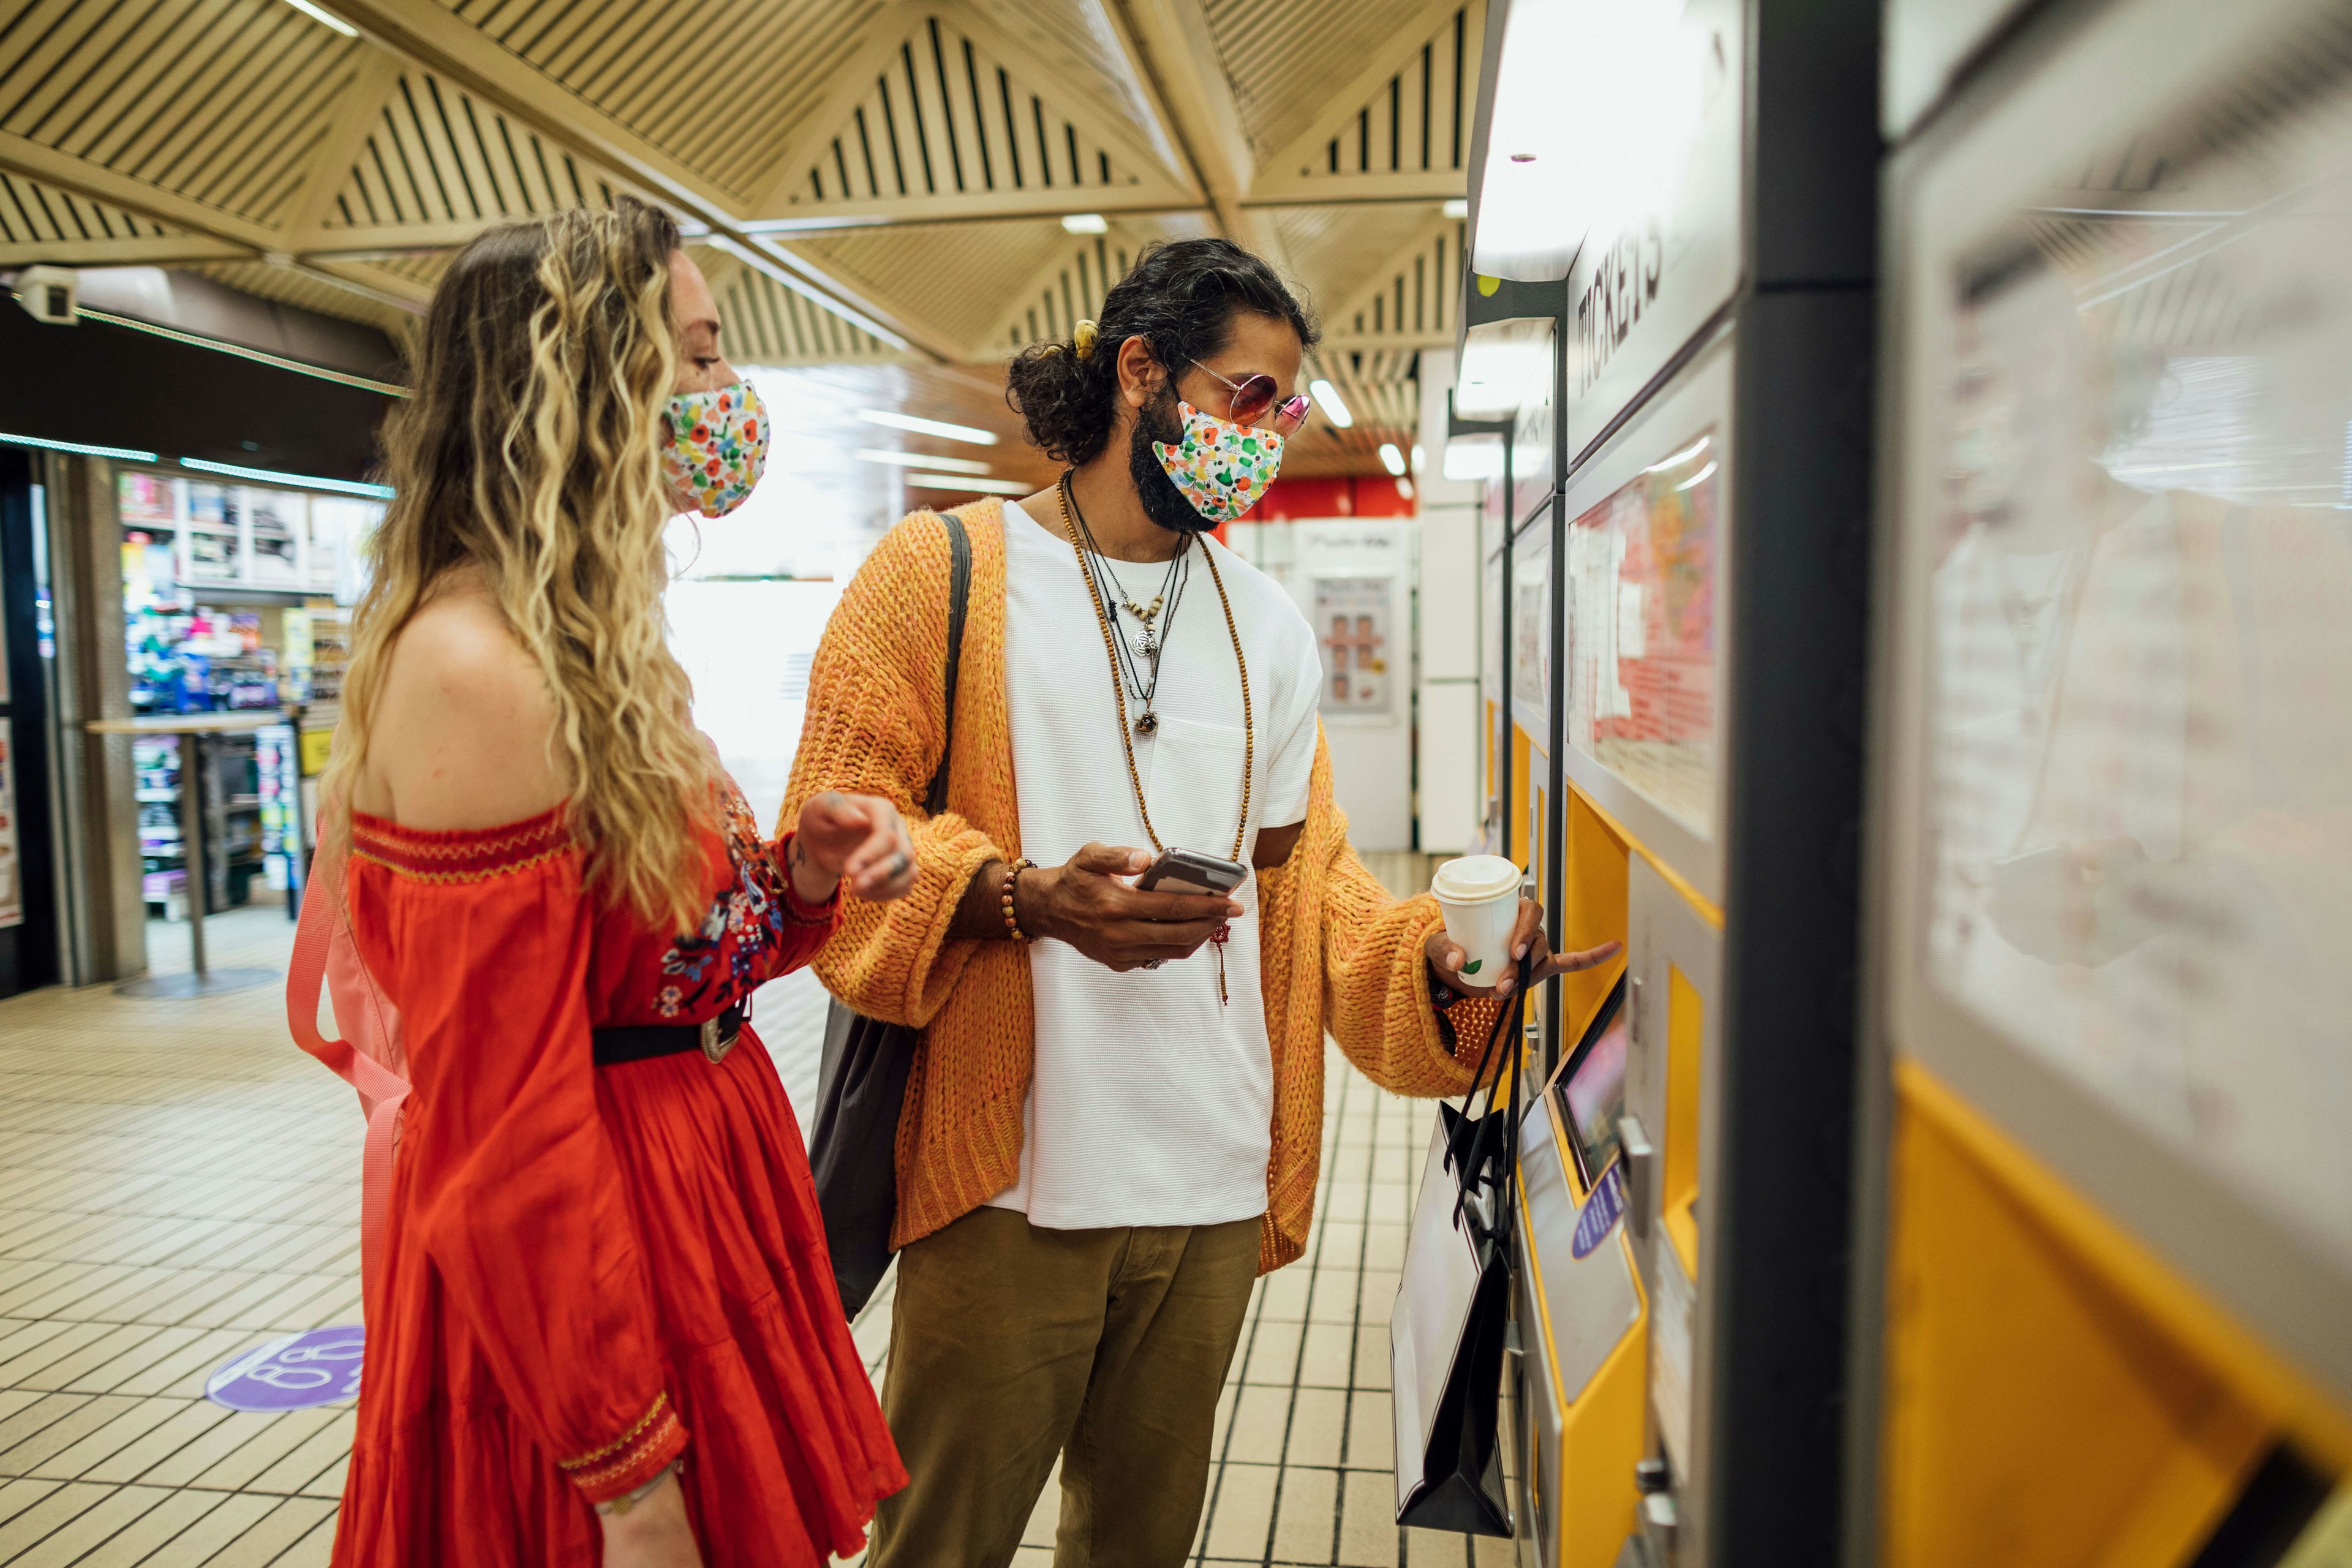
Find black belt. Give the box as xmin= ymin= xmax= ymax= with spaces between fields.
xmin=592 ymin=1003 xmax=744 ymax=1067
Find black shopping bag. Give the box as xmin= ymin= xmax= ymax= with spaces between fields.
xmin=809 ymin=510 xmax=969 ymax=1319
xmin=1390 ymin=958 xmax=1529 ymax=1535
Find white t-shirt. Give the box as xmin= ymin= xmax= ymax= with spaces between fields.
xmin=987 ymin=499 xmax=1325 ymax=1230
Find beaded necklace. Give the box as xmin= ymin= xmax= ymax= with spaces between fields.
xmin=1057 ymin=474 xmax=1254 ymax=865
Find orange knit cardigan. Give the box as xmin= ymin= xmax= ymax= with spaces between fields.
xmin=781 ymin=502 xmax=1484 ymax=1273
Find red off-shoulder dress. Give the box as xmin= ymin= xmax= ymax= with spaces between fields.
xmin=331 ymin=791 xmax=905 ymax=1566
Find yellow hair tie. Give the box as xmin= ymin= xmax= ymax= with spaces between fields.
xmin=1073 ymin=319 xmax=1099 ymax=360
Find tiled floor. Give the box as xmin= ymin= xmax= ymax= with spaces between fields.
xmin=0 ymin=905 xmax=355 ymax=1566
xmin=0 ymin=848 xmax=1501 ymax=1566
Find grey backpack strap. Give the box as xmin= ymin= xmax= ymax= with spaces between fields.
xmin=922 ymin=510 xmax=973 ymax=815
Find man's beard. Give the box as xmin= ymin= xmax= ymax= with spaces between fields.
xmin=1128 ymin=391 xmax=1217 ymax=534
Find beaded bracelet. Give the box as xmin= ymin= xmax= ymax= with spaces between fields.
xmin=1000 ymin=858 xmax=1036 ymax=941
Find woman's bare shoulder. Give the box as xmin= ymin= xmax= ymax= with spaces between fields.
xmin=361 ymin=592 xmax=567 ymax=830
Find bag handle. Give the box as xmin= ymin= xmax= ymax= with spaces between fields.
xmin=921 ymin=508 xmax=973 ymax=816
xmin=1450 ymin=955 xmax=1532 ymax=1247
xmin=286 ymin=819 xmax=410 ymax=1286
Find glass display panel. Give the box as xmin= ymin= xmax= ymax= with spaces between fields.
xmin=1553 ymin=977 xmax=1630 ymax=1187
xmin=1921 ymin=31 xmax=2352 ymax=1268
xmin=1313 ymin=576 xmax=1394 ymax=715
xmin=1563 ymin=430 xmax=1719 ymax=838
xmin=1512 ymin=526 xmax=1550 ymax=739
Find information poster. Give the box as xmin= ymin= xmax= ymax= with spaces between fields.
xmin=1919 ymin=45 xmax=2352 ymax=1269
xmin=0 ymin=720 xmax=23 ymax=929
xmin=1313 ymin=576 xmax=1393 ymax=715
xmin=1563 ymin=429 xmax=1719 ymax=838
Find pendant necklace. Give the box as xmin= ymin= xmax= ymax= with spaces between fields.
xmin=1098 ymin=549 xmax=1181 ymax=665
xmin=1069 ymin=496 xmax=1189 ymax=734
xmin=1059 ymin=475 xmax=1254 ymax=1003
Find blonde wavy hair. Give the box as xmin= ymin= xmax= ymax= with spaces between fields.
xmin=325 ymin=195 xmax=721 ymax=932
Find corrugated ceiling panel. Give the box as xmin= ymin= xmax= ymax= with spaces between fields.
xmin=1320 ymin=217 xmax=1465 ymax=344
xmin=444 ymin=0 xmax=879 ymax=203
xmin=796 ymin=217 xmax=1074 ymax=353
xmin=0 ymin=170 xmax=172 ymax=244
xmin=189 ymin=258 xmax=413 ymax=332
xmin=0 ymin=0 xmax=366 ymax=226
xmin=701 ymin=249 xmax=906 ymax=366
xmin=981 ymin=216 xmax=1193 ymax=353
xmin=1204 ymin=0 xmax=1442 ymax=160
xmin=1274 ymin=204 xmax=1450 ymax=318
xmin=320 ymin=70 xmax=637 ymax=232
xmin=783 ymin=13 xmax=1158 ymax=211
xmin=963 ymin=0 xmax=1174 ymax=170
xmin=1284 ymin=5 xmax=1479 ymax=184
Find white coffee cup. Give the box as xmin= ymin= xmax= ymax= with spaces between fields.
xmin=1430 ymin=854 xmax=1525 ymax=986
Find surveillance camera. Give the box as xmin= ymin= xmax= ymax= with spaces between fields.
xmin=13 ymin=266 xmax=78 ymax=325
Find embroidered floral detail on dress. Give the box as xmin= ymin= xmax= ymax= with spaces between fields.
xmin=652 ymin=790 xmax=797 ymax=1020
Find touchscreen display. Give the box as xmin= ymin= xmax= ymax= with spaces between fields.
xmin=1555 ymin=979 xmax=1630 ymax=1186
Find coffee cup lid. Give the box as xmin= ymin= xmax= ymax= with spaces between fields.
xmin=1431 ymin=854 xmax=1521 ymax=902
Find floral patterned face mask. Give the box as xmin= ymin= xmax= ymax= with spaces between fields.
xmin=662 ymin=380 xmax=769 ymax=518
xmin=1151 ymin=400 xmax=1286 ymax=526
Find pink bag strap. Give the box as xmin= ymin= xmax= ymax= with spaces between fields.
xmin=287 ymin=823 xmax=409 ymax=1285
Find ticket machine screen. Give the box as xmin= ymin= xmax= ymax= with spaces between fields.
xmin=1555 ymin=978 xmax=1630 ymax=1187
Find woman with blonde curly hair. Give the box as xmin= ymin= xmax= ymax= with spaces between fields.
xmin=322 ymin=196 xmax=908 ymax=1567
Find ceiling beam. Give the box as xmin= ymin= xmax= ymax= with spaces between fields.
xmin=1251 ymin=0 xmax=1476 ymax=187
xmin=0 ymin=236 xmax=252 ymax=268
xmin=0 ymin=133 xmax=432 ymax=322
xmin=1242 ymin=173 xmax=1466 ymax=208
xmin=0 ymin=135 xmax=276 ymax=251
xmin=1101 ymin=0 xmax=1254 ymax=237
xmin=750 ymin=0 xmax=924 ymax=219
xmin=281 ymin=51 xmax=407 ymax=249
xmin=746 ymin=189 xmax=1205 ymax=232
xmin=324 ymin=0 xmax=963 ymax=362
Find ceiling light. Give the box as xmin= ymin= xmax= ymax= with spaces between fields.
xmin=857 ymin=409 xmax=998 ymax=446
xmin=1442 ymin=198 xmax=1469 ymax=219
xmin=281 ymin=0 xmax=359 ymax=36
xmin=1395 ymin=477 xmax=1415 ymax=500
xmin=1411 ymin=443 xmax=1427 ymax=473
xmin=1308 ymin=379 xmax=1353 ymax=429
xmin=0 ymin=431 xmax=158 ymax=462
xmin=904 ymin=473 xmax=1032 ymax=495
xmin=180 ymin=456 xmax=393 ymax=499
xmin=1378 ymin=443 xmax=1407 ymax=477
xmin=856 ymin=448 xmax=992 ymax=474
xmin=1061 ymin=213 xmax=1109 ymax=234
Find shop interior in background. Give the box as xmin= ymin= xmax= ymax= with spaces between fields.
xmin=115 ymin=470 xmax=371 ymax=923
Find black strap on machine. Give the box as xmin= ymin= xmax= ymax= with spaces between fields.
xmin=593 ymin=1002 xmax=744 ymax=1067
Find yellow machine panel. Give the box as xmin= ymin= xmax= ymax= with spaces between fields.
xmin=1880 ymin=1065 xmax=2351 ymax=1568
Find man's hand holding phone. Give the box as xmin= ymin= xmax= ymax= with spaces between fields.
xmin=1020 ymin=843 xmax=1243 ymax=973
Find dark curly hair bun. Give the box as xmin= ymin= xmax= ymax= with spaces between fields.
xmin=1005 ymin=238 xmax=1319 ymax=467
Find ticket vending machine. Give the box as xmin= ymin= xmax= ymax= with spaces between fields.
xmin=1852 ymin=0 xmax=2352 ymax=1560
xmin=1464 ymin=0 xmax=1881 ymax=1563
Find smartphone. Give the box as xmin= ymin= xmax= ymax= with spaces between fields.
xmin=1135 ymin=845 xmax=1248 ymax=898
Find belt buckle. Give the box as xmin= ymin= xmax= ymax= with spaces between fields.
xmin=699 ymin=1015 xmax=737 ymax=1064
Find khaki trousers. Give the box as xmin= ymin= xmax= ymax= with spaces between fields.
xmin=867 ymin=1205 xmax=1262 ymax=1568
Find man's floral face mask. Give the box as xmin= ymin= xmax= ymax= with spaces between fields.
xmin=662 ymin=380 xmax=769 ymax=518
xmin=1150 ymin=401 xmax=1286 ymax=525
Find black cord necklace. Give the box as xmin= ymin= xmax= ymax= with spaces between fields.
xmin=1065 ymin=486 xmax=1191 ymax=730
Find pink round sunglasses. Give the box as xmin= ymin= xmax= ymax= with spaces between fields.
xmin=1188 ymin=360 xmax=1313 ymax=435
